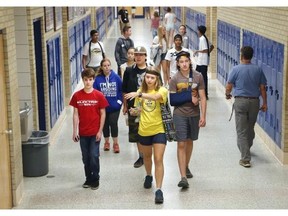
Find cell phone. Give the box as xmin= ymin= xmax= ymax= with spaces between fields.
xmin=74 ymin=135 xmax=80 ymax=142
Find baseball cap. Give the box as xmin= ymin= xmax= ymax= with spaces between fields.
xmin=134 ymin=46 xmax=147 ymax=55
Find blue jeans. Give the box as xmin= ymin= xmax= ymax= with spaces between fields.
xmin=79 ymin=136 xmax=100 ymax=182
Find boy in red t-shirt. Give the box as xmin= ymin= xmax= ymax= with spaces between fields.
xmin=69 ymin=68 xmax=108 ymax=190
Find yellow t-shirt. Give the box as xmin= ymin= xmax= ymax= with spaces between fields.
xmin=134 ymin=87 xmax=168 ymax=136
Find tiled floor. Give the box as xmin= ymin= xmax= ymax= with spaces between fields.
xmin=14 ymin=18 xmax=288 ymax=211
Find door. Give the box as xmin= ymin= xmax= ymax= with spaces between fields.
xmin=0 ymin=33 xmax=12 ymax=208
xmin=34 ymin=19 xmax=46 ymax=130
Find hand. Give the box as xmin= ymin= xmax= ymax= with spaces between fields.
xmin=192 ymin=96 xmax=199 ymax=105
xmin=225 ymin=94 xmax=232 ymax=100
xmin=73 ymin=134 xmax=79 ymax=142
xmin=199 ymin=117 xmax=206 ymax=127
xmin=260 ymin=104 xmax=268 ymax=112
xmin=124 ymin=92 xmax=138 ymax=100
xmin=129 ymin=107 xmax=141 ymax=116
xmin=96 ymin=131 xmax=102 ymax=142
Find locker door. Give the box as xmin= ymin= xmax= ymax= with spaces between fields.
xmin=54 ymin=37 xmax=64 ymax=116
xmin=47 ymin=39 xmax=57 ymax=127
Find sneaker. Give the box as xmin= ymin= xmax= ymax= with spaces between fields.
xmin=178 ymin=177 xmax=189 ymax=188
xmin=186 ymin=167 xmax=193 ymax=178
xmin=90 ymin=181 xmax=99 ymax=190
xmin=134 ymin=157 xmax=144 ymax=168
xmin=144 ymin=175 xmax=153 ymax=189
xmin=239 ymin=160 xmax=251 ymax=168
xmin=155 ymin=189 xmax=164 ymax=204
xmin=103 ymin=142 xmax=110 ymax=151
xmin=82 ymin=180 xmax=91 ymax=188
xmin=113 ymin=143 xmax=120 ymax=153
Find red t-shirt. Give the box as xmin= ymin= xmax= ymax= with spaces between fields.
xmin=69 ymin=89 xmax=109 ymax=136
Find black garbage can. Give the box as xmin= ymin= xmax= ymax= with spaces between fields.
xmin=22 ymin=130 xmax=49 ymax=177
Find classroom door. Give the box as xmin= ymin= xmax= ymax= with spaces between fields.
xmin=0 ymin=33 xmax=12 ymax=209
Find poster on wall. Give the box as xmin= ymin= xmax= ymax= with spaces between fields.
xmin=54 ymin=7 xmax=62 ymax=31
xmin=44 ymin=7 xmax=54 ymax=32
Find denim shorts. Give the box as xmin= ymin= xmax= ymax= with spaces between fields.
xmin=139 ymin=133 xmax=167 ymax=146
xmin=173 ymin=114 xmax=200 ymax=141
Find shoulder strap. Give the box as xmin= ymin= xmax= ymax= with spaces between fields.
xmin=203 ymin=34 xmax=210 ymax=57
xmin=188 ymin=68 xmax=193 ymax=88
xmin=97 ymin=42 xmax=105 ymax=59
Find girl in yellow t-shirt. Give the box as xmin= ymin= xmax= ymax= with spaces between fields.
xmin=124 ymin=66 xmax=168 ymax=204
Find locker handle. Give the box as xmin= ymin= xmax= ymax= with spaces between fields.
xmin=269 ymin=86 xmax=273 ymax=95
xmin=275 ymin=90 xmax=279 ymax=100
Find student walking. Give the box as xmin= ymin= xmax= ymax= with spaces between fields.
xmin=165 ymin=34 xmax=188 ymax=81
xmin=164 ymin=7 xmax=176 ymax=49
xmin=124 ymin=66 xmax=168 ymax=204
xmin=193 ymin=25 xmax=214 ymax=100
xmin=69 ymin=68 xmax=109 ymax=190
xmin=93 ymin=58 xmax=123 ymax=153
xmin=151 ymin=25 xmax=168 ymax=87
xmin=115 ymin=25 xmax=134 ymax=77
xmin=122 ymin=46 xmax=148 ymax=168
xmin=169 ymin=51 xmax=207 ymax=188
xmin=225 ymin=46 xmax=267 ymax=168
xmin=178 ymin=25 xmax=189 ymax=49
xmin=82 ymin=30 xmax=105 ymax=72
xmin=120 ymin=47 xmax=135 ymax=79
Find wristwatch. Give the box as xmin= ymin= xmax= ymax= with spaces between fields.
xmin=138 ymin=92 xmax=142 ymax=98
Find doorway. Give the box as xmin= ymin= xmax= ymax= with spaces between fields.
xmin=0 ymin=32 xmax=13 ymax=209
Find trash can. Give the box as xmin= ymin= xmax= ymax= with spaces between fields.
xmin=22 ymin=130 xmax=49 ymax=177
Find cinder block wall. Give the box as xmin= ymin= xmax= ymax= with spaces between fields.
xmin=190 ymin=7 xmax=288 ymax=163
xmin=0 ymin=7 xmax=23 ymax=206
xmin=217 ymin=7 xmax=288 ymax=164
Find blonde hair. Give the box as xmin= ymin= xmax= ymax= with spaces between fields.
xmin=157 ymin=25 xmax=167 ymax=46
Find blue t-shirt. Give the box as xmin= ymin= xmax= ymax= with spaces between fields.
xmin=227 ymin=63 xmax=267 ymax=97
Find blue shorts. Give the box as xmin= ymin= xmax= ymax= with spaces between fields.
xmin=139 ymin=133 xmax=167 ymax=146
xmin=173 ymin=114 xmax=200 ymax=141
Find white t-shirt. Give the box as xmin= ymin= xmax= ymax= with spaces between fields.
xmin=152 ymin=36 xmax=167 ymax=53
xmin=197 ymin=35 xmax=210 ymax=66
xmin=165 ymin=47 xmax=189 ymax=77
xmin=82 ymin=41 xmax=105 ymax=67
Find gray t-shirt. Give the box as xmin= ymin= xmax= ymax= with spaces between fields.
xmin=169 ymin=70 xmax=205 ymax=117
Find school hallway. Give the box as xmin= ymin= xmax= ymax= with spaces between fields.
xmin=14 ymin=18 xmax=288 ymax=210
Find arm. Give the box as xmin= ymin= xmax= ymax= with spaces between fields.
xmin=82 ymin=55 xmax=88 ymax=69
xmin=260 ymin=84 xmax=268 ymax=112
xmin=124 ymin=91 xmax=163 ymax=102
xmin=96 ymin=108 xmax=106 ymax=141
xmin=225 ymin=82 xmax=233 ymax=99
xmin=198 ymin=88 xmax=207 ymax=127
xmin=72 ymin=107 xmax=79 ymax=142
xmin=209 ymin=44 xmax=214 ymax=53
xmin=114 ymin=40 xmax=121 ymax=66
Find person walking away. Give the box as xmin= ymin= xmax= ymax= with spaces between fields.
xmin=165 ymin=34 xmax=188 ymax=84
xmin=178 ymin=25 xmax=189 ymax=49
xmin=82 ymin=30 xmax=105 ymax=73
xmin=124 ymin=66 xmax=168 ymax=204
xmin=69 ymin=68 xmax=109 ymax=190
xmin=225 ymin=46 xmax=267 ymax=168
xmin=193 ymin=25 xmax=214 ymax=100
xmin=118 ymin=7 xmax=130 ymax=33
xmin=114 ymin=25 xmax=134 ymax=77
xmin=93 ymin=58 xmax=123 ymax=153
xmin=151 ymin=10 xmax=160 ymax=39
xmin=151 ymin=25 xmax=168 ymax=87
xmin=122 ymin=46 xmax=148 ymax=168
xmin=120 ymin=47 xmax=135 ymax=79
xmin=164 ymin=7 xmax=176 ymax=49
xmin=131 ymin=7 xmax=136 ymax=18
xmin=169 ymin=51 xmax=207 ymax=188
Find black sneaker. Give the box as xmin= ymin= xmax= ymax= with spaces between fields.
xmin=144 ymin=175 xmax=153 ymax=189
xmin=82 ymin=180 xmax=91 ymax=188
xmin=178 ymin=177 xmax=189 ymax=188
xmin=186 ymin=167 xmax=193 ymax=178
xmin=90 ymin=181 xmax=99 ymax=190
xmin=155 ymin=189 xmax=164 ymax=204
xmin=134 ymin=157 xmax=144 ymax=168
